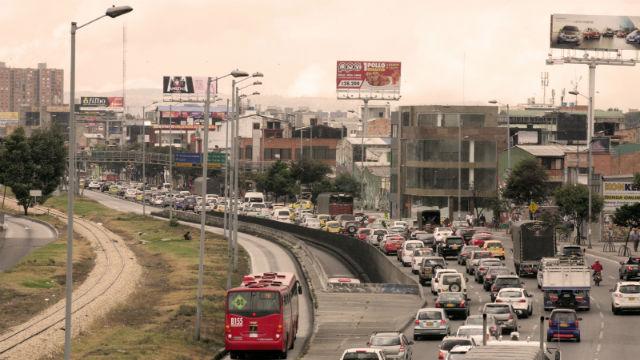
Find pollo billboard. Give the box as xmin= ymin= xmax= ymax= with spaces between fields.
xmin=551 ymin=14 xmax=640 ymax=51
xmin=79 ymin=97 xmax=124 ymax=112
xmin=336 ymin=61 xmax=401 ymax=91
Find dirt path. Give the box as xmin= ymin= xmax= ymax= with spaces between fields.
xmin=0 ymin=200 xmax=142 ymax=360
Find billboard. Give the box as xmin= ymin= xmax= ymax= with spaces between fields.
xmin=550 ymin=14 xmax=640 ymax=51
xmin=603 ymin=181 xmax=640 ymax=211
xmin=80 ymin=97 xmax=124 ymax=112
xmin=162 ymin=76 xmax=216 ymax=95
xmin=556 ymin=112 xmax=587 ymax=141
xmin=514 ymin=130 xmax=540 ymax=145
xmin=336 ymin=61 xmax=401 ymax=91
xmin=0 ymin=112 xmax=19 ymax=120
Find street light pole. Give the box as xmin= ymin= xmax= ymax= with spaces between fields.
xmin=66 ymin=6 xmax=132 ymax=359
xmin=458 ymin=115 xmax=462 ymax=220
xmin=587 ymin=64 xmax=595 ymax=249
xmin=360 ymin=99 xmax=368 ymax=211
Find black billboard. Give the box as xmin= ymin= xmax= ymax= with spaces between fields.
xmin=556 ymin=112 xmax=587 ymax=141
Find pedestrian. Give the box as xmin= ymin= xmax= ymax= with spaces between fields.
xmin=632 ymin=228 xmax=640 ymax=252
xmin=479 ymin=214 xmax=486 ymax=227
xmin=184 ymin=231 xmax=192 ymax=241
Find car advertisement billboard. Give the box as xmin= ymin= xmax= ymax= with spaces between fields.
xmin=603 ymin=181 xmax=640 ymax=211
xmin=336 ymin=61 xmax=401 ymax=91
xmin=162 ymin=76 xmax=216 ymax=95
xmin=556 ymin=112 xmax=587 ymax=141
xmin=550 ymin=14 xmax=640 ymax=51
xmin=79 ymin=97 xmax=124 ymax=112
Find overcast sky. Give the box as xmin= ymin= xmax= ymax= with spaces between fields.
xmin=2 ymin=0 xmax=640 ymax=110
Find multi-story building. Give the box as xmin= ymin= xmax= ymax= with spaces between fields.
xmin=0 ymin=62 xmax=64 ymax=130
xmin=391 ymin=105 xmax=507 ymax=220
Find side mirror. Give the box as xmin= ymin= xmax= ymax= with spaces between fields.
xmin=578 ymin=317 xmax=583 ymax=321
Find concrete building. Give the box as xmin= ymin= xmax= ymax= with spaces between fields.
xmin=391 ymin=105 xmax=507 ymax=220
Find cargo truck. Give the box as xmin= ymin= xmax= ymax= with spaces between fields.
xmin=510 ymin=221 xmax=556 ymax=277
xmin=541 ymin=258 xmax=591 ymax=311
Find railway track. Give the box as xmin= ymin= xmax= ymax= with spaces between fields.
xmin=0 ymin=204 xmax=141 ymax=359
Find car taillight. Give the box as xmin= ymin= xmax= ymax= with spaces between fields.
xmin=519 ymin=299 xmax=527 ymax=303
xmin=460 ymin=300 xmax=466 ymax=307
xmin=438 ymin=351 xmax=445 ymax=360
xmin=548 ymin=319 xmax=553 ymax=327
xmin=276 ymin=324 xmax=283 ymax=333
xmin=627 ymin=266 xmax=634 ymax=271
xmin=485 ymin=275 xmax=492 ymax=280
xmin=440 ymin=319 xmax=447 ymax=325
xmin=435 ymin=301 xmax=441 ymax=308
xmin=495 ymin=299 xmax=503 ymax=303
xmin=614 ymin=293 xmax=623 ymax=298
xmin=508 ymin=314 xmax=513 ymax=320
xmin=491 ymin=285 xmax=497 ymax=292
xmin=225 ymin=324 xmax=230 ymax=333
xmin=399 ymin=345 xmax=405 ymax=352
xmin=479 ymin=267 xmax=486 ymax=272
xmin=415 ymin=319 xmax=420 ymax=325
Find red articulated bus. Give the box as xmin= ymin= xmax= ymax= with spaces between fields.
xmin=225 ymin=272 xmax=302 ymax=359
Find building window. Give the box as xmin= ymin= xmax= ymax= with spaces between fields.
xmin=253 ymin=123 xmax=260 ymax=130
xmin=474 ymin=168 xmax=497 ymax=192
xmin=461 ymin=114 xmax=485 ymax=128
xmin=391 ymin=124 xmax=398 ymax=138
xmin=406 ymin=167 xmax=470 ymax=190
xmin=407 ymin=139 xmax=469 ymax=162
xmin=442 ymin=114 xmax=459 ymax=128
xmin=245 ymin=145 xmax=252 ymax=160
xmin=401 ymin=111 xmax=410 ymax=126
xmin=474 ymin=141 xmax=497 ymax=163
xmin=417 ymin=113 xmax=438 ymax=127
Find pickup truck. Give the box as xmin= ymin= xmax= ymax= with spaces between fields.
xmin=619 ymin=256 xmax=640 ymax=280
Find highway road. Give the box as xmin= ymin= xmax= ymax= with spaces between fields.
xmin=82 ymin=191 xmax=318 ymax=358
xmin=0 ymin=214 xmax=57 ymax=271
xmin=382 ymin=231 xmax=640 ymax=360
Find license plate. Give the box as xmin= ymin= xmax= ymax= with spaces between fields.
xmin=629 ymin=297 xmax=637 ymax=301
xmin=560 ymin=323 xmax=568 ymax=328
xmin=249 ymin=333 xmax=258 ymax=338
xmin=427 ymin=321 xmax=436 ymax=326
xmin=446 ymin=304 xmax=454 ymax=308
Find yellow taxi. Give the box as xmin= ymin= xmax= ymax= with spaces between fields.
xmin=109 ymin=185 xmax=120 ymax=194
xmin=323 ymin=221 xmax=341 ymax=233
xmin=135 ymin=191 xmax=145 ymax=202
xmin=483 ymin=240 xmax=505 ymax=260
xmin=317 ymin=214 xmax=332 ymax=227
xmin=299 ymin=200 xmax=313 ymax=210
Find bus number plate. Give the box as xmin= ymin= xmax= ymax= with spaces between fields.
xmin=230 ymin=317 xmax=243 ymax=327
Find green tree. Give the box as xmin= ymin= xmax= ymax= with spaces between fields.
xmin=334 ymin=172 xmax=361 ymax=195
xmin=613 ymin=203 xmax=640 ymax=252
xmin=503 ymin=158 xmax=549 ymax=206
xmin=0 ymin=127 xmax=66 ymax=214
xmin=554 ymin=184 xmax=603 ymax=245
xmin=255 ymin=161 xmax=296 ymax=201
xmin=290 ymin=159 xmax=331 ymax=185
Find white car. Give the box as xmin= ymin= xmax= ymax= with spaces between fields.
xmin=194 ymin=202 xmax=214 ymax=214
xmin=410 ymin=248 xmax=433 ymax=274
xmin=340 ymin=348 xmax=386 ymax=360
xmin=368 ymin=229 xmax=389 ymax=247
xmin=393 ymin=220 xmax=409 ymax=229
xmin=88 ymin=181 xmax=101 ymax=190
xmin=431 ymin=269 xmax=459 ymax=295
xmin=151 ymin=196 xmax=165 ymax=206
xmin=303 ymin=218 xmax=322 ymax=229
xmin=455 ymin=325 xmax=490 ymax=345
xmin=438 ymin=273 xmax=467 ymax=294
xmin=399 ymin=240 xmax=425 ymax=266
xmin=434 ymin=227 xmax=453 ymax=243
xmin=273 ymin=208 xmax=291 ymax=223
xmin=246 ymin=203 xmax=269 ymax=217
xmin=124 ymin=188 xmax=138 ymax=200
xmin=611 ymin=281 xmax=640 ymax=314
xmin=495 ymin=287 xmax=533 ymax=318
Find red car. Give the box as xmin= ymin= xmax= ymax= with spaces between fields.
xmin=357 ymin=228 xmax=372 ymax=241
xmin=382 ymin=236 xmax=405 ymax=255
xmin=582 ymin=28 xmax=601 ymax=39
xmin=469 ymin=232 xmax=492 ymax=247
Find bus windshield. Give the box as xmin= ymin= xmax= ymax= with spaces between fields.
xmin=228 ymin=291 xmax=281 ymax=317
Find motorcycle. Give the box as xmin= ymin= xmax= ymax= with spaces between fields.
xmin=593 ymin=271 xmax=602 ymax=286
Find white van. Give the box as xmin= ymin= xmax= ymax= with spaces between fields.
xmin=244 ymin=191 xmax=265 ymax=204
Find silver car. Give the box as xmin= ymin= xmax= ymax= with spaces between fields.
xmin=413 ymin=308 xmax=450 ymax=340
xmin=368 ymin=331 xmax=413 ymax=360
xmin=482 ymin=303 xmax=518 ymax=335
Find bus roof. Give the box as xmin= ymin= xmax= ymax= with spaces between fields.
xmin=233 ymin=272 xmax=297 ymax=291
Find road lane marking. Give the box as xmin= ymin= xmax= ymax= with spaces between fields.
xmin=596 ymin=343 xmax=601 ymax=353
xmin=608 ymin=275 xmax=616 ymax=280
xmin=599 ymin=312 xmax=604 ymax=319
xmin=599 ymin=331 xmax=604 ymax=340
xmin=596 ymin=302 xmax=601 ymax=310
xmin=600 ymin=322 xmax=604 ymax=329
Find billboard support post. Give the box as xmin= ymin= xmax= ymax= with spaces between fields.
xmin=360 ymin=98 xmax=368 ymax=211
xmin=546 ymin=54 xmax=635 ymax=249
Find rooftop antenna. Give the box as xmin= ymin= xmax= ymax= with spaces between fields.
xmin=570 ymin=74 xmax=582 ymax=106
xmin=541 ymin=72 xmax=549 ymax=106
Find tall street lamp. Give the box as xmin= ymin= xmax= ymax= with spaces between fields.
xmin=141 ymin=101 xmax=158 ymax=216
xmin=227 ymin=72 xmax=262 ymax=289
xmin=569 ymin=89 xmax=594 ymax=249
xmin=488 ymin=100 xmax=511 ymax=173
xmin=67 ymin=5 xmax=132 ymax=359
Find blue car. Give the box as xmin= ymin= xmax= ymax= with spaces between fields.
xmin=547 ymin=309 xmax=581 ymax=342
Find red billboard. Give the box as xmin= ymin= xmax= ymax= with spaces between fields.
xmin=336 ymin=61 xmax=401 ymax=91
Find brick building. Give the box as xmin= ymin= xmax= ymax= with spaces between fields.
xmin=0 ymin=62 xmax=64 ymax=114
xmin=238 ymin=136 xmax=339 ymax=169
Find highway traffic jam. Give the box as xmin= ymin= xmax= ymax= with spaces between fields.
xmin=86 ymin=183 xmax=640 ymax=359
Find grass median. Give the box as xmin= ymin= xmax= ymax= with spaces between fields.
xmin=44 ymin=194 xmax=250 ymax=359
xmin=0 ymin=211 xmax=95 ymax=334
